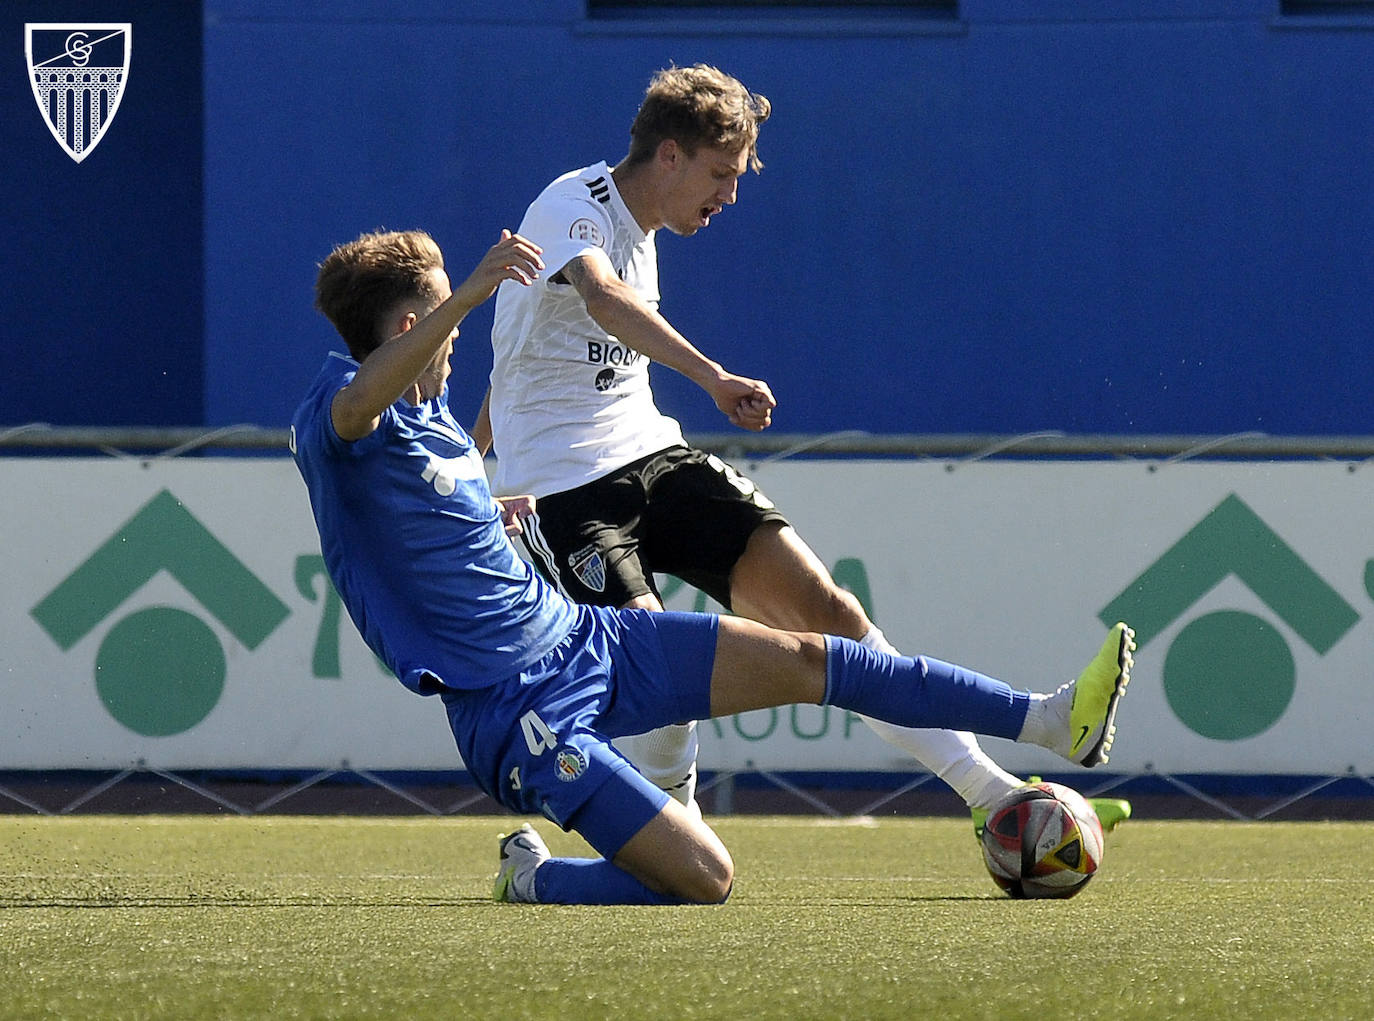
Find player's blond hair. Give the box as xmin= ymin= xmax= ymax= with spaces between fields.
xmin=314 ymin=230 xmax=446 ymax=360
xmin=625 ymin=64 xmax=771 ymax=171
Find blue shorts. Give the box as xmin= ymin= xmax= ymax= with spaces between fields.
xmin=442 ymin=604 xmax=717 ymax=858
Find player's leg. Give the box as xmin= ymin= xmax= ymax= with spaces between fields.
xmin=609 ymin=593 xmax=701 ymax=816
xmin=706 ymin=614 xmax=1135 ymax=769
xmin=496 ymin=764 xmax=732 ymax=905
xmin=487 ymin=604 xmax=731 ymax=906
xmin=727 ymin=521 xmax=1023 ymax=811
xmin=592 ymin=793 xmax=732 ymax=902
xmin=532 ymin=617 xmax=1133 ymax=903
xmin=729 ymin=523 xmax=1134 ymax=830
xmin=615 ymin=721 xmax=701 ymax=815
xmin=649 ymin=455 xmax=1026 ymax=811
xmin=494 ymin=609 xmax=1133 ymax=904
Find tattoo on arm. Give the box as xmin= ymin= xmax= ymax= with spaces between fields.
xmin=555 ymin=257 xmax=588 ymax=289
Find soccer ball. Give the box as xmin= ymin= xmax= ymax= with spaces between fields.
xmin=979 ymin=781 xmax=1104 ymax=899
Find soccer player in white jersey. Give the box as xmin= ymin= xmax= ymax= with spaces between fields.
xmin=292 ymin=227 xmax=1136 ymax=904
xmin=476 ymin=64 xmax=1131 ymax=838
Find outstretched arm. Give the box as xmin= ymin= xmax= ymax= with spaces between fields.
xmin=470 ymin=387 xmax=494 ymax=456
xmin=561 ymin=250 xmax=775 ymax=431
xmin=331 ymin=231 xmax=544 ymax=441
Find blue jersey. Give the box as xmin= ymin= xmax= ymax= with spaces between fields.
xmin=290 ymin=353 xmax=577 ymax=694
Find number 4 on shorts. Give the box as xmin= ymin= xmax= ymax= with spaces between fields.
xmin=520 ymin=709 xmax=557 ymax=756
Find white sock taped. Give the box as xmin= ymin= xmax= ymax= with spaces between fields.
xmin=615 ymin=721 xmax=700 ymax=810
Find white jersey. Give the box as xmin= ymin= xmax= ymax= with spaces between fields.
xmin=489 ymin=161 xmax=685 ymax=498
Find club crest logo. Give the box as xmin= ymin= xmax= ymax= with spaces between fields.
xmin=26 ymin=23 xmax=132 ymax=164
xmin=554 ymin=747 xmax=587 ymax=782
xmin=569 ymin=218 xmax=605 ymax=248
xmin=569 ymin=544 xmax=607 ymax=593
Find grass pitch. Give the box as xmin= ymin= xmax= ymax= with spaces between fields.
xmin=2 ymin=815 xmax=1372 ymax=1020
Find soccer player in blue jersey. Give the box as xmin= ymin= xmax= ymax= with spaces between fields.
xmin=291 ymin=227 xmax=1135 ymax=905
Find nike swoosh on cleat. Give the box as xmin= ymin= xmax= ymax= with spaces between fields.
xmin=1073 ymin=725 xmax=1091 ymax=751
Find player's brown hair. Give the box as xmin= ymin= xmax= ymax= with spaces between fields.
xmin=314 ymin=230 xmax=446 ymax=361
xmin=624 ymin=64 xmax=771 ymax=172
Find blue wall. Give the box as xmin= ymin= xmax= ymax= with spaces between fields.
xmin=5 ymin=1 xmax=1372 ymax=436
xmin=2 ymin=1 xmax=203 ymax=427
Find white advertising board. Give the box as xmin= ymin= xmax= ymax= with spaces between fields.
xmin=3 ymin=460 xmax=457 ymax=770
xmin=685 ymin=458 xmax=1374 ymax=777
xmin=2 ymin=457 xmax=1370 ymax=775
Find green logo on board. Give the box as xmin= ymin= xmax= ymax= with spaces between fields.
xmin=30 ymin=489 xmax=290 ymax=737
xmin=1099 ymin=493 xmax=1359 ymax=741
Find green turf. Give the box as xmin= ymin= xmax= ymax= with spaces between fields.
xmin=2 ymin=815 xmax=1371 ymax=1019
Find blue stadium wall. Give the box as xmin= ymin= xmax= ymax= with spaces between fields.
xmin=3 ymin=0 xmax=1371 ymax=436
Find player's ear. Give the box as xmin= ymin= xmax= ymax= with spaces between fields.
xmin=379 ymin=310 xmax=417 ymax=346
xmin=657 ymin=138 xmax=680 ymax=168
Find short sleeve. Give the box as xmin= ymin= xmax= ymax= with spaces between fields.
xmin=291 ymin=357 xmax=385 ymax=465
xmin=519 ymin=188 xmax=615 ymax=283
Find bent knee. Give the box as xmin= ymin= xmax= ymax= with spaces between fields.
xmin=675 ymin=854 xmax=734 ymax=904
xmin=654 ymin=844 xmax=734 ymax=904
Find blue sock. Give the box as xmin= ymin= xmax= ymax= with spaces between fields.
xmin=534 ymin=857 xmax=701 ymax=905
xmin=822 ymin=635 xmax=1030 ymax=739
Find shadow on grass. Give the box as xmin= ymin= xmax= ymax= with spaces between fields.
xmin=0 ymin=896 xmax=494 ymax=909
xmin=6 ymin=893 xmax=1018 ymax=908
xmin=764 ymin=894 xmax=1006 ymax=906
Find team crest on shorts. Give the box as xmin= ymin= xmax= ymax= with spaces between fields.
xmin=569 ymin=544 xmax=607 ymax=592
xmin=554 ymin=747 xmax=587 ymax=782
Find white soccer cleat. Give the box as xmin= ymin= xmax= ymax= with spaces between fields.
xmin=492 ymin=822 xmax=550 ymax=903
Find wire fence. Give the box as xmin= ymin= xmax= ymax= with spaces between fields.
xmin=5 ymin=424 xmax=1373 ymax=818
xmin=4 ymin=764 xmax=1373 ymax=821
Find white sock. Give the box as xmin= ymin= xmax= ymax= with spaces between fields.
xmin=858 ymin=626 xmax=1023 ymax=810
xmin=617 ymin=722 xmax=701 ymax=817
xmin=1016 ymin=688 xmax=1069 ymax=757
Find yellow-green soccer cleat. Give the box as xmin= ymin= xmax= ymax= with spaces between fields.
xmin=971 ymin=778 xmax=1133 ymax=840
xmin=492 ymin=823 xmax=550 ymax=903
xmin=1088 ymin=797 xmax=1132 ymax=831
xmin=1061 ymin=622 xmax=1135 ymax=767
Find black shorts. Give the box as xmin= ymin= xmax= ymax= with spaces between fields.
xmin=520 ymin=445 xmax=789 ymax=610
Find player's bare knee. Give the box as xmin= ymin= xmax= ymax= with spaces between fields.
xmin=768 ymin=581 xmax=867 ymax=636
xmin=654 ymin=835 xmax=733 ymax=903
xmin=674 ymin=852 xmax=734 ymax=904
xmin=821 ymin=584 xmax=869 ymax=636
